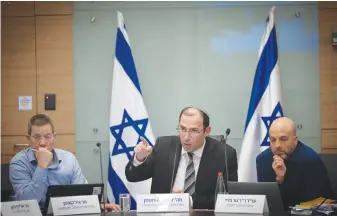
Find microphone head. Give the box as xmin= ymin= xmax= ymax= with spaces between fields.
xmin=225 ymin=128 xmax=231 ymax=135
xmin=96 ymin=142 xmax=101 ymax=147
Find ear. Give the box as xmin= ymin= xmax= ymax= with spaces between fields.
xmin=293 ymin=136 xmax=298 ymax=145
xmin=204 ymin=126 xmax=211 ymax=136
xmin=26 ymin=135 xmax=33 ymax=147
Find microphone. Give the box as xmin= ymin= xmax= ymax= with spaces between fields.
xmin=225 ymin=128 xmax=231 ymax=142
xmin=170 ymin=144 xmax=179 ymax=193
xmin=221 ymin=128 xmax=231 ymax=193
xmin=96 ymin=143 xmax=106 ymax=213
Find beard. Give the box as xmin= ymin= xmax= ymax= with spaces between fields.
xmin=273 ymin=150 xmax=289 ymax=160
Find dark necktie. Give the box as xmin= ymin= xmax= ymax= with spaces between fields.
xmin=184 ymin=152 xmax=196 ymax=195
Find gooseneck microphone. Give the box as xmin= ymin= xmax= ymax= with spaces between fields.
xmin=225 ymin=128 xmax=231 ymax=142
xmin=96 ymin=143 xmax=106 ymax=214
xmin=221 ymin=128 xmax=231 ymax=193
xmin=170 ymin=144 xmax=179 ymax=193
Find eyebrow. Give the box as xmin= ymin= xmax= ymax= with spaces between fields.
xmin=179 ymin=126 xmax=201 ymax=131
xmin=32 ymin=133 xmax=53 ymax=136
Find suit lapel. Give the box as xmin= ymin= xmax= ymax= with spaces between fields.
xmin=169 ymin=139 xmax=182 ymax=190
xmin=196 ymin=138 xmax=213 ymax=188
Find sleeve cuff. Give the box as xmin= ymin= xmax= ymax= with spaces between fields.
xmin=132 ymin=155 xmax=147 ymax=167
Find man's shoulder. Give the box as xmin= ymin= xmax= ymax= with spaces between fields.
xmin=297 ymin=142 xmax=321 ymax=162
xmin=207 ymin=136 xmax=229 ymax=147
xmin=10 ymin=148 xmax=30 ymax=164
xmin=54 ymin=148 xmax=76 ymax=158
xmin=206 ymin=136 xmax=222 ymax=146
xmin=256 ymin=147 xmax=272 ymax=163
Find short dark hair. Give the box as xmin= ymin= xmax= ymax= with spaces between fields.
xmin=28 ymin=114 xmax=55 ymax=135
xmin=179 ymin=106 xmax=210 ymax=129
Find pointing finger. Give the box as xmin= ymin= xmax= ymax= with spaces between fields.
xmin=140 ymin=136 xmax=148 ymax=147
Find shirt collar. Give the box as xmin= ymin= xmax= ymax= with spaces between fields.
xmin=27 ymin=147 xmax=62 ymax=168
xmin=181 ymin=138 xmax=206 ymax=158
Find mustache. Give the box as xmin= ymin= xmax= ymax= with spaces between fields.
xmin=273 ymin=151 xmax=289 ymax=157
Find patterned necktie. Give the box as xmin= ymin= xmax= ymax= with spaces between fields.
xmin=184 ymin=152 xmax=196 ymax=195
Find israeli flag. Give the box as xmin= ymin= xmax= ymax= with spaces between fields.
xmin=238 ymin=6 xmax=284 ymax=182
xmin=107 ymin=11 xmax=155 ymax=209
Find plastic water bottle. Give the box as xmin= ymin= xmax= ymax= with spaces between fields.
xmin=214 ymin=172 xmax=227 ymax=208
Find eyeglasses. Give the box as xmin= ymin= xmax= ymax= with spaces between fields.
xmin=30 ymin=135 xmax=55 ymax=141
xmin=177 ymin=126 xmax=204 ymax=136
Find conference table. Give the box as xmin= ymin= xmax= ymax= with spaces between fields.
xmin=48 ymin=211 xmax=292 ymax=216
xmin=105 ymin=211 xmax=288 ymax=216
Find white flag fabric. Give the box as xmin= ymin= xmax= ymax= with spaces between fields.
xmin=107 ymin=11 xmax=155 ymax=209
xmin=238 ymin=6 xmax=284 ymax=182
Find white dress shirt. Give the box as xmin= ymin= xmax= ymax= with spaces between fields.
xmin=172 ymin=140 xmax=206 ymax=192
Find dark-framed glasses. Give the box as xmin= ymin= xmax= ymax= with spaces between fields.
xmin=30 ymin=134 xmax=55 ymax=141
xmin=176 ymin=126 xmax=204 ymax=136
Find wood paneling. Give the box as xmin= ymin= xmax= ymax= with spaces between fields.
xmin=319 ymin=10 xmax=337 ymax=70
xmin=320 ymin=69 xmax=337 ymax=129
xmin=322 ymin=130 xmax=337 ymax=149
xmin=35 ymin=2 xmax=72 ymax=15
xmin=320 ymin=5 xmax=337 ymax=152
xmin=36 ymin=16 xmax=74 ymax=134
xmin=2 ymin=156 xmax=14 ymax=164
xmin=1 ymin=17 xmax=37 ymax=135
xmin=319 ymin=2 xmax=337 ymax=9
xmin=1 ymin=17 xmax=36 ymax=76
xmin=53 ymin=134 xmax=75 ymax=153
xmin=1 ymin=2 xmax=75 ymax=164
xmin=1 ymin=1 xmax=34 ymax=17
xmin=1 ymin=136 xmax=30 ymax=156
xmin=321 ymin=149 xmax=337 ymax=154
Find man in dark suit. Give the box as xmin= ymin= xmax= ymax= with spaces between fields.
xmin=125 ymin=106 xmax=238 ymax=209
xmin=256 ymin=117 xmax=333 ymax=209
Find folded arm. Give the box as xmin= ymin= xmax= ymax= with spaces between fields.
xmin=10 ymin=160 xmax=49 ymax=204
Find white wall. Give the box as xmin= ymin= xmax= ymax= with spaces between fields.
xmin=73 ymin=1 xmax=319 ymax=184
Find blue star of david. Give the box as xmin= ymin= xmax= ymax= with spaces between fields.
xmin=110 ymin=109 xmax=153 ymax=159
xmin=260 ymin=102 xmax=284 ymax=146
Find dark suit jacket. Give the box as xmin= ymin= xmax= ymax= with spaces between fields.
xmin=125 ymin=136 xmax=238 ymax=209
xmin=256 ymin=141 xmax=333 ymax=209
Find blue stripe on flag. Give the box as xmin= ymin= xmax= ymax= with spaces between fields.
xmin=108 ymin=157 xmax=137 ymax=209
xmin=244 ymin=26 xmax=278 ymax=131
xmin=115 ymin=28 xmax=142 ymax=94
